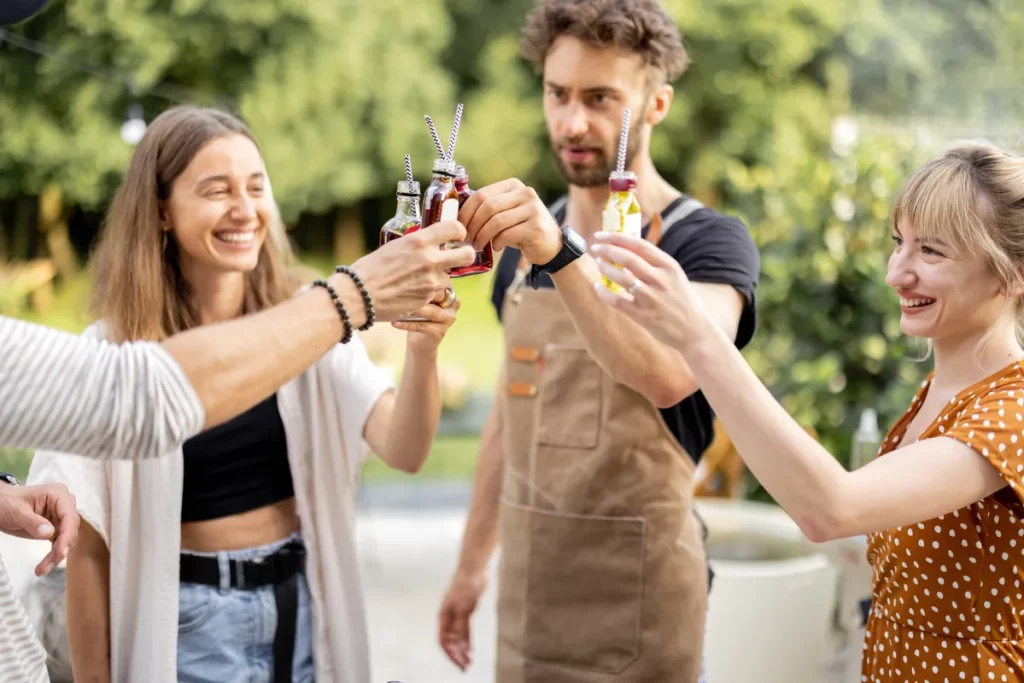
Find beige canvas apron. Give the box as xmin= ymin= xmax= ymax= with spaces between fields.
xmin=495 ymin=210 xmax=708 ymax=682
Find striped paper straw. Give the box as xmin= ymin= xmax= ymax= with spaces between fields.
xmin=446 ymin=102 xmax=464 ymax=162
xmin=616 ymin=108 xmax=631 ymax=172
xmin=424 ymin=115 xmax=446 ymax=160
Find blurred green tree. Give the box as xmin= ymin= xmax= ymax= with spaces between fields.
xmin=0 ymin=0 xmax=457 ymax=221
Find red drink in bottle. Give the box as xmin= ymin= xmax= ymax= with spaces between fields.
xmin=455 ymin=166 xmax=473 ymax=205
xmin=421 ymin=158 xmax=460 ymax=229
xmin=449 ymin=165 xmax=493 ymax=277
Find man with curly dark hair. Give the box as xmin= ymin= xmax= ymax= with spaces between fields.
xmin=440 ymin=1 xmax=761 ymax=681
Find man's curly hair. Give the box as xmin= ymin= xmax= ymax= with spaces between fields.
xmin=520 ymin=0 xmax=690 ymax=82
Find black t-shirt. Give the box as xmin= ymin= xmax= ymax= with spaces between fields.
xmin=181 ymin=393 xmax=294 ymax=522
xmin=491 ymin=194 xmax=761 ymax=464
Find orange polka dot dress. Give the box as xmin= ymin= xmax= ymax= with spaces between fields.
xmin=864 ymin=360 xmax=1024 ymax=682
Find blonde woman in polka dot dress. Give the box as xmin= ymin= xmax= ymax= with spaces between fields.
xmin=588 ymin=141 xmax=1024 ymax=682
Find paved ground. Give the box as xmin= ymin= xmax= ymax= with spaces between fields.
xmin=356 ymin=510 xmax=498 ymax=683
xmin=355 ymin=508 xmax=862 ymax=683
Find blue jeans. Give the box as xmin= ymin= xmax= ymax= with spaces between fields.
xmin=177 ymin=533 xmax=315 ymax=683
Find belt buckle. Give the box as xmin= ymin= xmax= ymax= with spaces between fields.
xmin=278 ymin=543 xmax=306 ymax=575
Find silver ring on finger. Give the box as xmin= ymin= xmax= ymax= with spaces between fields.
xmin=627 ymin=278 xmax=643 ymax=296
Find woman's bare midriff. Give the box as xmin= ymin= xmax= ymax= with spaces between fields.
xmin=180 ymin=497 xmax=299 ymax=552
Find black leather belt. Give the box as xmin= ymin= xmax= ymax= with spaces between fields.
xmin=179 ymin=540 xmax=306 ymax=682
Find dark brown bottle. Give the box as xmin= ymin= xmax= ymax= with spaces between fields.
xmin=421 ymin=158 xmax=460 ymax=229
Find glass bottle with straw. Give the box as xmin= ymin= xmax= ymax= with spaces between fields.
xmin=380 ymin=154 xmax=428 ymax=321
xmin=379 ymin=154 xmax=422 ymax=246
xmin=601 ymin=108 xmax=642 ymax=292
xmin=421 ymin=113 xmax=460 ymax=231
xmin=423 ymin=104 xmax=493 ymax=277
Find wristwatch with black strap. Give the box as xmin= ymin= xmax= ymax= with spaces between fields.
xmin=526 ymin=225 xmax=587 ymax=289
xmin=0 ymin=472 xmax=19 ymax=486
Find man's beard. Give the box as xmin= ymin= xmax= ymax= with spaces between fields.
xmin=550 ymin=120 xmax=643 ymax=188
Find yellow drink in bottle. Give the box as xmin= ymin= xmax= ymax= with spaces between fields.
xmin=601 ymin=170 xmax=642 ymax=292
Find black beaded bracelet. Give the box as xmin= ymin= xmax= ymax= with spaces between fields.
xmin=312 ymin=278 xmax=353 ymax=344
xmin=333 ymin=265 xmax=375 ymax=331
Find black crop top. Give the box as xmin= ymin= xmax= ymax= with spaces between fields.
xmin=181 ymin=393 xmax=294 ymax=523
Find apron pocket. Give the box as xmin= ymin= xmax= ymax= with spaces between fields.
xmin=500 ymin=501 xmax=645 ymax=674
xmin=536 ymin=347 xmax=602 ymax=449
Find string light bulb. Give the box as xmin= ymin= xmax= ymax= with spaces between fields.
xmin=120 ymin=103 xmax=146 ymax=145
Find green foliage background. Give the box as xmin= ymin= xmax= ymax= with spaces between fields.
xmin=2 ymin=0 xmax=1024 ymax=497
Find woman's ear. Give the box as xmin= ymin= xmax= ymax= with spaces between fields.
xmin=1005 ymin=272 xmax=1024 ymax=298
xmin=159 ymin=203 xmax=171 ymax=233
xmin=1002 ymin=278 xmax=1024 ymax=319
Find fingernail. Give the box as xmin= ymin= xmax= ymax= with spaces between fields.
xmin=37 ymin=524 xmax=54 ymax=538
xmin=590 ymin=244 xmax=604 ymax=254
xmin=593 ymin=231 xmax=610 ymax=240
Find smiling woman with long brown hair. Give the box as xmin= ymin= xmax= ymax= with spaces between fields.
xmin=28 ymin=105 xmax=461 ymax=683
xmin=89 ymin=108 xmax=299 ymax=342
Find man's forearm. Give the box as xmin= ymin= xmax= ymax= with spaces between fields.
xmin=162 ymin=276 xmax=361 ymax=430
xmin=456 ymin=400 xmax=504 ymax=576
xmin=551 ymin=256 xmax=696 ymax=407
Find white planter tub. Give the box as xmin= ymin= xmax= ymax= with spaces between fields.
xmin=695 ymin=498 xmax=838 ymax=683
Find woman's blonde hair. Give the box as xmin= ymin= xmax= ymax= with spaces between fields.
xmin=90 ymin=105 xmax=301 ymax=342
xmin=893 ymin=141 xmax=1024 ymax=339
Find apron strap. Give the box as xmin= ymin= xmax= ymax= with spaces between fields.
xmin=651 ymin=197 xmax=704 ymax=246
xmin=549 ymin=195 xmax=569 ymax=225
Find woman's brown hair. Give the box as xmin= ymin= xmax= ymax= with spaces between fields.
xmin=90 ymin=105 xmax=300 ymax=342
